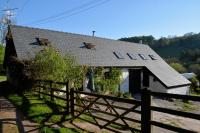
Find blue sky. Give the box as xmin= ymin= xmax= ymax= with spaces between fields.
xmin=1 ymin=0 xmax=200 ymax=39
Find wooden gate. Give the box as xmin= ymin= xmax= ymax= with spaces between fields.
xmin=71 ymin=89 xmax=141 ymax=133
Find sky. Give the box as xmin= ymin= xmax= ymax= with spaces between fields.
xmin=1 ymin=0 xmax=200 ymax=39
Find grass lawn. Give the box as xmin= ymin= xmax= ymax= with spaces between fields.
xmin=6 ymin=92 xmax=88 ymax=133
xmin=0 ymin=75 xmax=6 ymax=81
xmin=6 ymin=92 xmax=72 ymax=124
xmin=40 ymin=126 xmax=85 ymax=133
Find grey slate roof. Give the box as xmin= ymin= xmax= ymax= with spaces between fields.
xmin=9 ymin=25 xmax=191 ymax=88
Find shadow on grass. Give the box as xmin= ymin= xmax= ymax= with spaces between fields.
xmin=0 ymin=81 xmax=107 ymax=133
xmin=0 ymin=81 xmax=74 ymax=132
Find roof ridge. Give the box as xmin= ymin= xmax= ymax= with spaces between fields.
xmin=10 ymin=25 xmax=148 ymax=46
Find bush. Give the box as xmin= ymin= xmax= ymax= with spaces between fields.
xmin=189 ymin=76 xmax=200 ymax=93
xmin=94 ymin=67 xmax=122 ymax=94
xmin=169 ymin=63 xmax=186 ymax=73
xmin=28 ymin=46 xmax=87 ymax=88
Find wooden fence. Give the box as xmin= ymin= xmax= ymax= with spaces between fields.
xmin=34 ymin=80 xmax=200 ymax=133
xmin=33 ymin=80 xmax=70 ymax=115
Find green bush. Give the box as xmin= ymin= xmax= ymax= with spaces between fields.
xmin=94 ymin=67 xmax=122 ymax=94
xmin=189 ymin=76 xmax=200 ymax=93
xmin=28 ymin=46 xmax=87 ymax=88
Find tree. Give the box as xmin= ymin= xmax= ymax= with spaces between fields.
xmin=29 ymin=46 xmax=87 ymax=88
xmin=169 ymin=63 xmax=186 ymax=73
xmin=188 ymin=64 xmax=200 ymax=80
xmin=119 ymin=35 xmax=155 ymax=46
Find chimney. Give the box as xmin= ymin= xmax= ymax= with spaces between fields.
xmin=92 ymin=31 xmax=95 ymax=37
xmin=139 ymin=40 xmax=143 ymax=44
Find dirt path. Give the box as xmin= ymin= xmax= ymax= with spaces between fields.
xmin=0 ymin=96 xmax=39 ymax=133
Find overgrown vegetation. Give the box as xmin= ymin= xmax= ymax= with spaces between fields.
xmin=94 ymin=67 xmax=122 ymax=94
xmin=28 ymin=46 xmax=87 ymax=89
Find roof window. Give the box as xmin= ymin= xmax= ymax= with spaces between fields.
xmin=149 ymin=55 xmax=157 ymax=60
xmin=113 ymin=51 xmax=124 ymax=59
xmin=138 ymin=54 xmax=148 ymax=60
xmin=127 ymin=53 xmax=137 ymax=60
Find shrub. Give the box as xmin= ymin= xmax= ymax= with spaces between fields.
xmin=94 ymin=67 xmax=122 ymax=94
xmin=28 ymin=46 xmax=87 ymax=88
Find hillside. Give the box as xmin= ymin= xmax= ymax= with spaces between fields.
xmin=119 ymin=33 xmax=200 ymax=60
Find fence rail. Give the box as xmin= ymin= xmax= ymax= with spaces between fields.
xmin=33 ymin=80 xmax=70 ymax=114
xmin=33 ymin=80 xmax=200 ymax=133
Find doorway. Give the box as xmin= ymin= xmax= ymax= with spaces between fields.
xmin=129 ymin=69 xmax=142 ymax=95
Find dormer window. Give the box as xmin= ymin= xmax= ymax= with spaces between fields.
xmin=36 ymin=38 xmax=50 ymax=46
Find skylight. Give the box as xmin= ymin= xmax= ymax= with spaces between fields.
xmin=127 ymin=53 xmax=137 ymax=60
xmin=138 ymin=54 xmax=148 ymax=60
xmin=149 ymin=55 xmax=157 ymax=60
xmin=113 ymin=51 xmax=124 ymax=59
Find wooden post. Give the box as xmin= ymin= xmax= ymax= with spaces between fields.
xmin=39 ymin=81 xmax=43 ymax=99
xmin=141 ymin=88 xmax=152 ymax=133
xmin=50 ymin=81 xmax=54 ymax=101
xmin=70 ymin=88 xmax=74 ymax=117
xmin=66 ymin=82 xmax=69 ymax=114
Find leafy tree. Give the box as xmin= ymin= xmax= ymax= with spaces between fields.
xmin=169 ymin=63 xmax=187 ymax=73
xmin=119 ymin=35 xmax=155 ymax=46
xmin=29 ymin=46 xmax=87 ymax=88
xmin=188 ymin=64 xmax=200 ymax=80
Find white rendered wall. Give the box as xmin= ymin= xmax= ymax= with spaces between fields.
xmin=120 ymin=68 xmax=129 ymax=93
xmin=167 ymin=86 xmax=190 ymax=95
xmin=148 ymin=75 xmax=190 ymax=95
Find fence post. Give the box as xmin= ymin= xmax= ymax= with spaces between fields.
xmin=70 ymin=88 xmax=74 ymax=117
xmin=66 ymin=82 xmax=69 ymax=114
xmin=141 ymin=88 xmax=152 ymax=133
xmin=50 ymin=81 xmax=54 ymax=101
xmin=39 ymin=81 xmax=43 ymax=99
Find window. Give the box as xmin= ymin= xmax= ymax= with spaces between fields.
xmin=138 ymin=54 xmax=148 ymax=60
xmin=113 ymin=51 xmax=124 ymax=59
xmin=149 ymin=55 xmax=157 ymax=60
xmin=127 ymin=53 xmax=137 ymax=60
